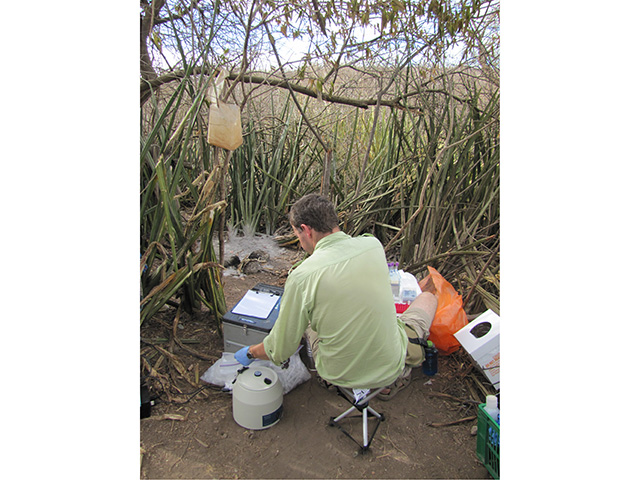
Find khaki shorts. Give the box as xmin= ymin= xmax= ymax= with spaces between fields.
xmin=399 ymin=304 xmax=434 ymax=340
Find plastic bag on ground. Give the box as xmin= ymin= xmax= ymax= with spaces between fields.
xmin=200 ymin=352 xmax=242 ymax=391
xmin=201 ymin=350 xmax=311 ymax=395
xmin=423 ymin=266 xmax=469 ymax=355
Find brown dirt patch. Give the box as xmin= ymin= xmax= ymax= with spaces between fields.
xmin=140 ymin=240 xmax=493 ymax=479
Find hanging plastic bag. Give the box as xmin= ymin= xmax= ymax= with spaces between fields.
xmin=422 ymin=266 xmax=468 ymax=355
xmin=207 ymin=101 xmax=243 ymax=151
xmin=206 ymin=70 xmax=243 ymax=151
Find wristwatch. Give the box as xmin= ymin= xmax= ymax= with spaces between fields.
xmin=246 ymin=346 xmax=255 ymax=359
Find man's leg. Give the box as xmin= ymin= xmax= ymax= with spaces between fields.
xmin=379 ymin=291 xmax=438 ymax=400
xmin=305 ymin=326 xmax=338 ymax=390
xmin=400 ymin=291 xmax=437 ymax=340
xmin=304 ymin=325 xmax=319 ymax=362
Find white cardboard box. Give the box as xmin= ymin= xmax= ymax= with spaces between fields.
xmin=454 ymin=309 xmax=500 ymax=390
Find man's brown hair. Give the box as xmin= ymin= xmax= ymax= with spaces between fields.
xmin=289 ymin=194 xmax=339 ymax=233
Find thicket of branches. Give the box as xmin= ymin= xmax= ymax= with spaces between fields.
xmin=140 ymin=0 xmax=500 ymax=326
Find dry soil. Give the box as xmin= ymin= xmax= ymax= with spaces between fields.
xmin=140 ymin=235 xmax=493 ymax=479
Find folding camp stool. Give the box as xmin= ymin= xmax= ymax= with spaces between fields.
xmin=329 ymin=386 xmax=386 ymax=453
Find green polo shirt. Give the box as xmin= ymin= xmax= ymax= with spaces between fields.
xmin=262 ymin=231 xmax=407 ymax=389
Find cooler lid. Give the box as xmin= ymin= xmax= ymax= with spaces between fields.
xmin=236 ymin=366 xmax=279 ymax=392
xmin=222 ymin=283 xmax=283 ymax=332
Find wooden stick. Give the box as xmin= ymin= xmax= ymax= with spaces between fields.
xmin=174 ymin=337 xmax=217 ymax=362
xmin=141 ymin=338 xmax=201 ymax=344
xmin=170 ymin=307 xmax=180 ymax=354
xmin=428 ymin=416 xmax=476 ymax=427
xmin=469 ymin=371 xmax=491 ymax=399
xmin=426 ymin=392 xmax=481 ymax=405
xmin=463 ymin=248 xmax=498 ymax=308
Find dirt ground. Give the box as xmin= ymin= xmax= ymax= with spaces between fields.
xmin=140 ymin=235 xmax=495 ymax=479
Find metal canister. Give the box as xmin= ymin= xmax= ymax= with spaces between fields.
xmin=232 ymin=366 xmax=283 ymax=430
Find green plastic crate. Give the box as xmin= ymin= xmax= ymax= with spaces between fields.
xmin=476 ymin=403 xmax=500 ymax=479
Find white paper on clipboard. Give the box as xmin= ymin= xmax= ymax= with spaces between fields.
xmin=231 ymin=289 xmax=280 ymax=319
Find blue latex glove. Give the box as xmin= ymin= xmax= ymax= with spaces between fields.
xmin=234 ymin=346 xmax=254 ymax=366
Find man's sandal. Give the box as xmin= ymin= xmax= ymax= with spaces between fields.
xmin=378 ymin=373 xmax=412 ymax=401
xmin=316 ymin=375 xmax=337 ymax=392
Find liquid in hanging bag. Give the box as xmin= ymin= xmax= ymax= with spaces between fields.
xmin=207 ymin=101 xmax=243 ymax=151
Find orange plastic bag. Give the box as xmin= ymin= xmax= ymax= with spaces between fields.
xmin=421 ymin=266 xmax=468 ymax=355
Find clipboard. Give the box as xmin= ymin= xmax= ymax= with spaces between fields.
xmin=222 ymin=283 xmax=284 ymax=332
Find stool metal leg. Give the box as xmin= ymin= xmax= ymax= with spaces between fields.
xmin=333 ymin=405 xmax=357 ymax=423
xmin=367 ymin=405 xmax=382 ymax=419
xmin=362 ymin=407 xmax=369 ymax=448
xmin=330 ymin=387 xmax=386 ymax=452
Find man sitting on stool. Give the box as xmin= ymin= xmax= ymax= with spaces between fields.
xmin=234 ymin=193 xmax=437 ymax=400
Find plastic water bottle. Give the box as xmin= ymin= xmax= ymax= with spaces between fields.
xmin=485 ymin=395 xmax=499 ymax=422
xmin=388 ymin=262 xmax=400 ymax=300
xmin=422 ymin=340 xmax=438 ymax=376
xmin=488 ymin=426 xmax=499 ymax=447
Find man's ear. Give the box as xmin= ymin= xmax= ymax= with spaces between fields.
xmin=299 ymin=224 xmax=312 ymax=236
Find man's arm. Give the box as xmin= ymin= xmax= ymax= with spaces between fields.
xmin=236 ymin=277 xmax=309 ymax=366
xmin=249 ymin=343 xmax=268 ymax=360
